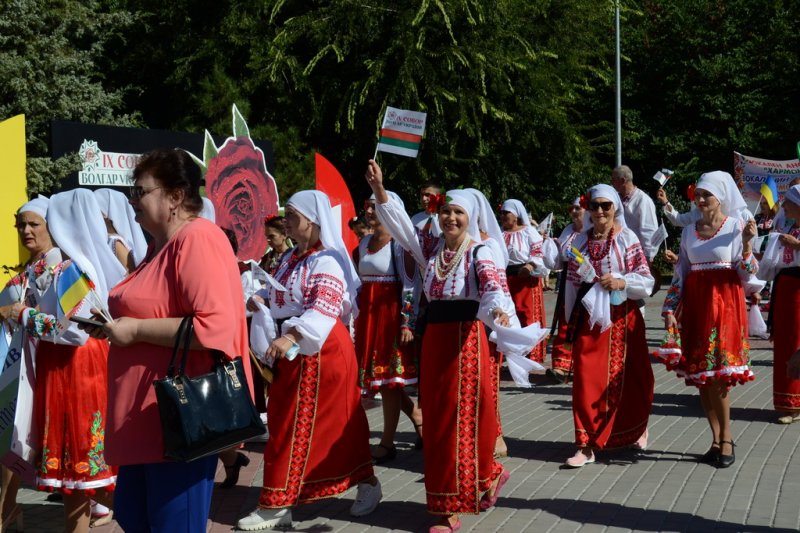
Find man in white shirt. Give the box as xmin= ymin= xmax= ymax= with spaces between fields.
xmin=611 ymin=165 xmax=659 ymax=261
xmin=410 ymin=181 xmax=442 ymax=238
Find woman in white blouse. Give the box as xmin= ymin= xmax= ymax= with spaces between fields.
xmin=237 ymin=191 xmax=381 ymax=531
xmin=366 ymin=161 xmax=527 ymax=533
xmin=659 ymin=171 xmax=757 ymax=468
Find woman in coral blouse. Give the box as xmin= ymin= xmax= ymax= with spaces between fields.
xmin=86 ymin=149 xmax=249 ymax=532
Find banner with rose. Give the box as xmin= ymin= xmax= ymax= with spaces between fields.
xmin=189 ymin=105 xmax=280 ymax=261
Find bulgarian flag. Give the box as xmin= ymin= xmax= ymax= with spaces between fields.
xmin=375 ymin=106 xmax=427 ymax=158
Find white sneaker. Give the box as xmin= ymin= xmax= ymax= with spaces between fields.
xmin=349 ymin=479 xmax=382 ymax=516
xmin=237 ymin=508 xmax=292 ymax=530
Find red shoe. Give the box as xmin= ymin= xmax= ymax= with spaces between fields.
xmin=480 ymin=468 xmax=510 ymax=510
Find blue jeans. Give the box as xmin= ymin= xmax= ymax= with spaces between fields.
xmin=113 ymin=455 xmax=217 ymax=533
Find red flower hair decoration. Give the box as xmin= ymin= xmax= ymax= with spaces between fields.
xmin=687 ymin=184 xmax=696 ymax=201
xmin=579 ymin=194 xmax=589 ymax=210
xmin=426 ymin=193 xmax=447 ymax=214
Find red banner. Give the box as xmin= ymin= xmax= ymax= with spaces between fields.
xmin=315 ymin=153 xmax=358 ymax=253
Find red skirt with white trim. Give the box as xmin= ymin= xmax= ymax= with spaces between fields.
xmin=507 ymin=274 xmax=546 ymax=363
xmin=773 ymin=274 xmax=800 ymax=411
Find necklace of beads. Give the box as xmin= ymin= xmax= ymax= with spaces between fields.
xmin=588 ymin=227 xmax=615 ymax=262
xmin=434 ymin=237 xmax=470 ymax=281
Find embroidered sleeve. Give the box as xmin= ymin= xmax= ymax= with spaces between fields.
xmin=303 ymin=273 xmax=344 ymax=319
xmin=621 ymin=240 xmax=655 ymax=300
xmin=375 ymin=194 xmax=429 ymax=267
xmin=473 ymin=246 xmax=506 ymax=327
xmin=527 ymin=230 xmax=548 ymax=277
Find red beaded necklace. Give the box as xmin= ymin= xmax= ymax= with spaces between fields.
xmin=288 ymin=240 xmax=322 ymax=266
xmin=587 ymin=228 xmax=615 ymax=262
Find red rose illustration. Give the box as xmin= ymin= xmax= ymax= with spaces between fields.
xmin=206 ymin=136 xmax=279 ymax=261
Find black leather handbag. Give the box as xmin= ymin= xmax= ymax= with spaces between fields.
xmin=153 ymin=317 xmax=266 ymax=462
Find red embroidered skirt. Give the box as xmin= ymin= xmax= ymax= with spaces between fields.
xmin=673 ymin=269 xmax=753 ymax=387
xmin=421 ymin=320 xmax=502 ymax=515
xmin=355 ymin=281 xmax=418 ymax=390
xmin=259 ymin=320 xmax=374 ymax=508
xmin=507 ymin=274 xmax=546 ymax=363
xmin=35 ymin=337 xmax=116 ymax=492
xmin=773 ymin=274 xmax=800 ymax=411
xmin=572 ymin=300 xmax=653 ymax=449
xmin=488 ymin=343 xmax=503 ymax=437
xmin=550 ymin=304 xmax=573 ymax=373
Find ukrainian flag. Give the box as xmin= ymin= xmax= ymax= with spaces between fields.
xmin=56 ymin=262 xmax=91 ymax=316
xmin=760 ymin=176 xmax=779 ymax=209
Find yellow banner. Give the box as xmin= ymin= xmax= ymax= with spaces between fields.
xmin=0 ymin=115 xmax=29 ymax=271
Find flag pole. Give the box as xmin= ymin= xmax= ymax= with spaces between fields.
xmin=752 ymin=194 xmax=763 ymax=219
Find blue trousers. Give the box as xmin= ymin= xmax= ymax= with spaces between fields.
xmin=114 ymin=455 xmax=217 ymax=533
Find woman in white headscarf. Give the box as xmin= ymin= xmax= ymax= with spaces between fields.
xmin=500 ymin=199 xmax=549 ymax=363
xmin=658 ymin=171 xmax=758 ymax=468
xmin=562 ymin=184 xmax=654 ymax=468
xmin=542 ymin=196 xmax=586 ymax=382
xmin=366 ymin=161 xmax=543 ymax=532
xmin=761 ymin=185 xmax=800 ymax=423
xmin=237 ymin=190 xmax=380 ymax=531
xmin=93 ymin=188 xmax=148 ymax=269
xmin=759 ymin=185 xmax=800 ymax=423
xmin=354 ymin=192 xmax=422 ymax=463
xmin=0 ymin=190 xmax=124 ymax=532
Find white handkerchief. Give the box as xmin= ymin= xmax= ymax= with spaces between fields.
xmin=581 ymin=283 xmax=612 ymax=332
xmin=489 ymin=321 xmax=548 ymax=388
xmin=250 ymin=301 xmax=277 ymax=366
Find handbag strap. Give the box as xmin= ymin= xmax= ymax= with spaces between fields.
xmin=166 ymin=316 xmax=193 ymax=378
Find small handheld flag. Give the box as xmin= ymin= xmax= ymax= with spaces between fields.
xmin=567 ymin=246 xmax=584 ymax=264
xmin=375 ymin=106 xmax=427 ymax=159
xmin=538 ymin=212 xmax=554 ymax=237
xmin=760 ymin=175 xmax=779 ymax=209
xmin=652 ymin=169 xmax=673 ymax=187
xmin=652 ymin=222 xmax=669 ymax=251
xmin=56 ymin=263 xmax=92 ymax=317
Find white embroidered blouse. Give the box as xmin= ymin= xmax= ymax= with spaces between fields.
xmin=503 ymin=227 xmax=547 ymax=276
xmin=663 ymin=217 xmax=758 ymax=314
xmin=376 ymin=195 xmax=506 ymax=328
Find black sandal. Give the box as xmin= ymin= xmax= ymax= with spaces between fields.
xmin=717 ymin=440 xmax=735 ymax=468
xmin=371 ymin=443 xmax=397 ymax=464
xmin=698 ymin=441 xmax=720 ymax=464
xmin=218 ymin=452 xmax=250 ymax=489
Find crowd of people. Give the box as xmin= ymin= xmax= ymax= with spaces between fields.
xmin=0 ymin=150 xmax=796 ymax=533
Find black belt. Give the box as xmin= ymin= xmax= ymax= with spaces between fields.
xmin=506 ymin=264 xmax=526 ymax=276
xmin=767 ymin=267 xmax=800 ymax=333
xmin=274 ymin=317 xmax=299 ymax=333
xmin=426 ymin=300 xmax=480 ymax=324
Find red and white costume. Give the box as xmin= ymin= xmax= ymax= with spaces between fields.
xmin=658 ymin=172 xmax=757 ymax=388
xmin=377 ymin=190 xmax=544 ymax=515
xmin=355 ymin=234 xmax=419 ymax=390
xmin=502 ymin=200 xmax=548 ymax=363
xmin=564 ymin=184 xmax=654 ymax=449
xmin=256 ymin=191 xmax=373 ymax=509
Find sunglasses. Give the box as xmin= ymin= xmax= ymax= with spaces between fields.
xmin=588 ymin=201 xmax=614 ymax=212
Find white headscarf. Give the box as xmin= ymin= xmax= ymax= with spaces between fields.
xmin=200 ymin=197 xmax=216 ymax=222
xmin=583 ymin=184 xmax=628 ymax=229
xmin=17 ymin=195 xmax=49 ymax=219
xmin=465 ymin=188 xmax=508 ymax=265
xmin=695 ymin=171 xmax=749 ymax=220
xmin=93 ymin=188 xmax=148 ymax=266
xmin=47 ymin=189 xmax=127 ymax=303
xmin=370 ymin=191 xmax=404 ymax=210
xmin=286 ymin=190 xmax=361 ymax=317
xmin=784 ymin=184 xmax=800 ymax=207
xmin=501 ymin=199 xmax=531 ymax=226
xmin=445 ymin=190 xmax=481 ymax=243
xmin=572 ymin=196 xmax=581 ymax=207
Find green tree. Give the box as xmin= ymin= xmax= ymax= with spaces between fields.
xmin=0 ymin=0 xmax=140 ymax=195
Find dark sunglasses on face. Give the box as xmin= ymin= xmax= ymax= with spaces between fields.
xmin=588 ymin=201 xmax=614 ymax=212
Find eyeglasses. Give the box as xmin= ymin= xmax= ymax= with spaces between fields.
xmin=129 ymin=186 xmax=162 ymax=200
xmin=588 ymin=201 xmax=614 ymax=212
